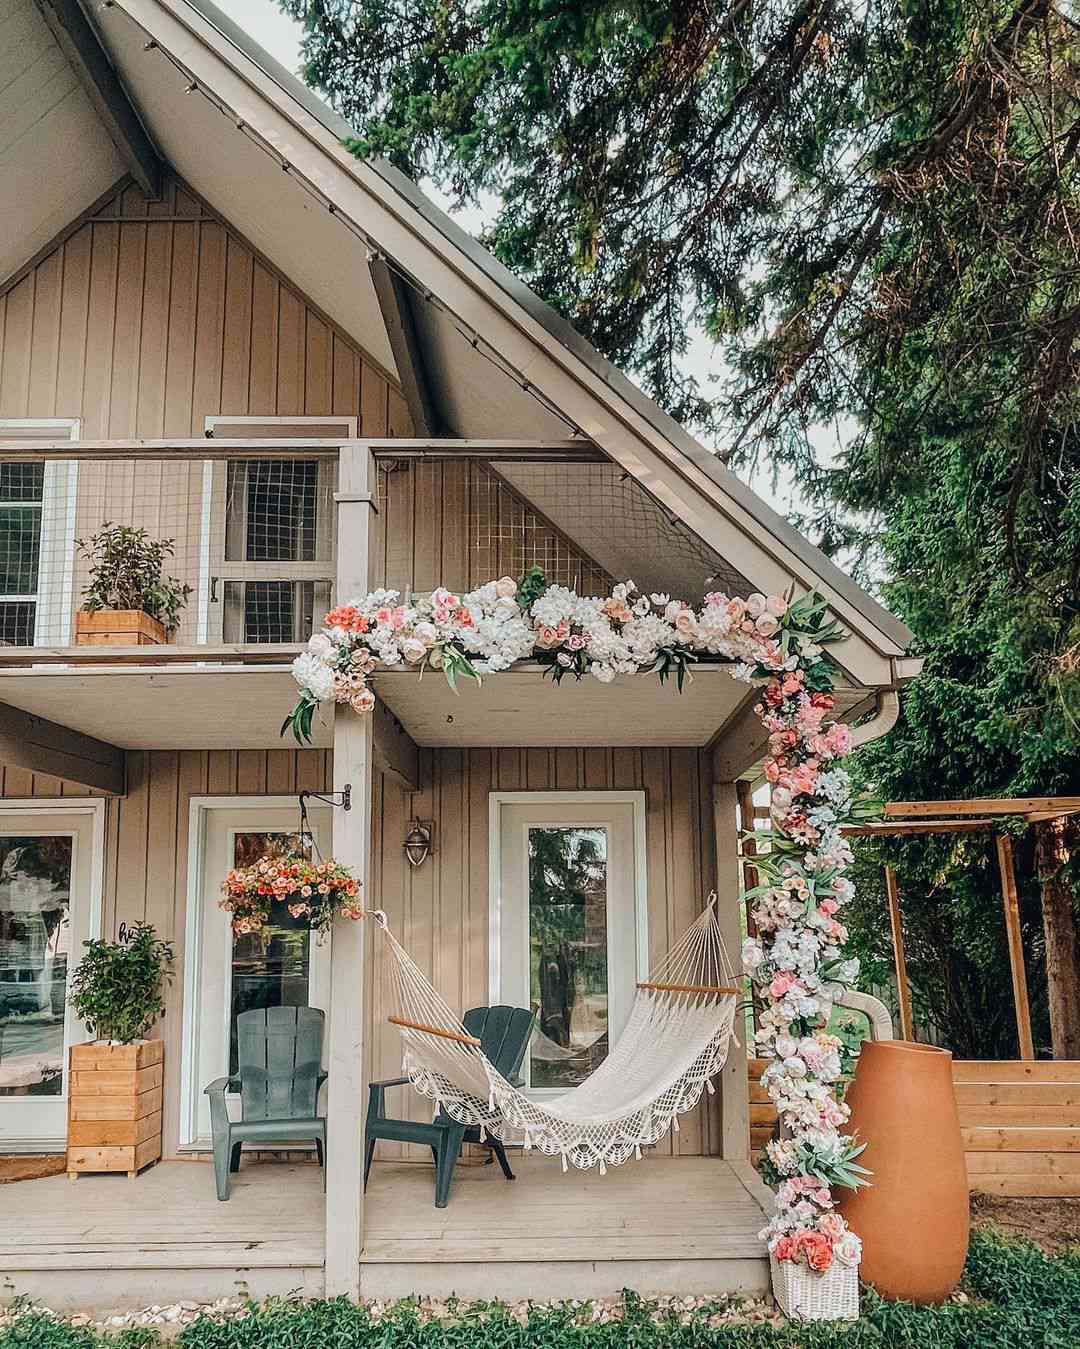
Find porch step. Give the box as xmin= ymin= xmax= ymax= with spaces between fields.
xmin=358 ymin=1255 xmax=770 ymax=1300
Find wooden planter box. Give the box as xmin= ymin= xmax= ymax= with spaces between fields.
xmin=75 ymin=610 xmax=166 ymax=646
xmin=67 ymin=1040 xmax=164 ymax=1179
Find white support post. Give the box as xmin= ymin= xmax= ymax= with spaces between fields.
xmin=324 ymin=444 xmax=376 ymax=1298
xmin=712 ymin=780 xmax=751 ymax=1161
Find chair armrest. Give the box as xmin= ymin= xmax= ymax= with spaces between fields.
xmin=204 ymin=1076 xmax=240 ymax=1096
xmin=367 ymin=1076 xmax=411 ymax=1120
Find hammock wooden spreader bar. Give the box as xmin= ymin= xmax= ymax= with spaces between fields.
xmin=387 ymin=1015 xmax=482 ymax=1047
xmin=637 ymin=980 xmax=741 ymax=995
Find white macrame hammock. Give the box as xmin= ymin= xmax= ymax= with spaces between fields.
xmin=372 ymin=896 xmax=739 ymax=1174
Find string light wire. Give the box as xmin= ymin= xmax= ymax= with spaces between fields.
xmin=100 ymin=0 xmax=581 ymax=435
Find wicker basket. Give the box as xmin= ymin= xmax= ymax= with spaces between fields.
xmin=770 ymin=1254 xmax=860 ymax=1321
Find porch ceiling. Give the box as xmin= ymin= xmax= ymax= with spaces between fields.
xmin=0 ymin=666 xmax=318 ymax=751
xmin=377 ymin=662 xmax=752 ymax=748
xmin=0 ymin=662 xmax=872 ymax=753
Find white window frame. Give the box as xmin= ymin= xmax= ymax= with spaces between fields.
xmin=0 ymin=419 xmax=80 ymax=646
xmin=487 ymin=790 xmax=649 ymax=1097
xmin=198 ymin=417 xmax=344 ymax=644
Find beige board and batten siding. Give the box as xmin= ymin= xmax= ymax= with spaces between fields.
xmin=0 ymin=174 xmax=409 ymax=643
xmin=1 ymin=745 xmax=728 ymax=1161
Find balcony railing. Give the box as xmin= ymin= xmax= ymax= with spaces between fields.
xmin=0 ymin=437 xmax=608 ymax=665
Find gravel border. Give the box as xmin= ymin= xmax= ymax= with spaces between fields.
xmin=1 ymin=1292 xmax=784 ymax=1336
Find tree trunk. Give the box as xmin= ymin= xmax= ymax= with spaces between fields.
xmin=1035 ymin=818 xmax=1080 ymax=1059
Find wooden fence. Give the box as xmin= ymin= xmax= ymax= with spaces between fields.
xmin=748 ymin=1056 xmax=1080 ymax=1196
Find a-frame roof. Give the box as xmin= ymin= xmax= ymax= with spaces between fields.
xmin=6 ymin=0 xmax=914 ymax=688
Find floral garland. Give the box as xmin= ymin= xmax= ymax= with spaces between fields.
xmin=285 ymin=569 xmax=802 ymax=740
xmin=286 ymin=570 xmax=871 ymax=1273
xmin=742 ymin=657 xmax=873 ymax=1275
xmin=220 ymin=856 xmax=363 ymax=938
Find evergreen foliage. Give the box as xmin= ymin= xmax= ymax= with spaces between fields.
xmin=280 ymin=0 xmax=1080 ymax=1050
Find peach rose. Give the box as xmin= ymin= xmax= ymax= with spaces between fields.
xmin=495 ymin=576 xmax=517 ymax=599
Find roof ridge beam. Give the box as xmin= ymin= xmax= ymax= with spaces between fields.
xmin=33 ymin=0 xmax=164 ymax=198
xmin=368 ymin=257 xmax=442 ymax=437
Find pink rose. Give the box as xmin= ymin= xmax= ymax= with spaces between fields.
xmin=769 ymin=971 xmax=797 ymax=999
xmin=495 ymin=576 xmax=517 ymax=599
xmin=818 ymin=1213 xmax=845 ymax=1241
xmin=799 ymin=1231 xmax=834 ymax=1273
xmin=766 ymin=595 xmax=788 ymax=617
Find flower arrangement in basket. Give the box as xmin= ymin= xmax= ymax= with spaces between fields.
xmin=758 ymin=1134 xmax=866 ymax=1319
xmin=220 ymin=856 xmax=363 ymax=937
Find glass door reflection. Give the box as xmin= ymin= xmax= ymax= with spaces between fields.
xmin=0 ymin=836 xmax=72 ymax=1098
xmin=228 ymin=831 xmax=310 ymax=1077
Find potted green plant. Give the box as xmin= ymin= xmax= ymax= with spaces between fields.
xmin=66 ymin=923 xmax=174 ymax=1179
xmin=75 ymin=523 xmax=192 ymax=646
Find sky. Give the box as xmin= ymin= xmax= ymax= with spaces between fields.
xmin=210 ymin=0 xmax=825 ymax=522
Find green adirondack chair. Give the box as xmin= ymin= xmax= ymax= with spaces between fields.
xmin=365 ymin=1005 xmax=536 ymax=1208
xmin=204 ymin=1005 xmax=327 ymax=1201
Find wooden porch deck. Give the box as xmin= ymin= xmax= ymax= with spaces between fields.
xmin=0 ymin=1156 xmax=772 ymax=1309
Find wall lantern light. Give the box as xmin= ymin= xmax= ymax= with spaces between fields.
xmin=403 ymin=819 xmax=434 ymax=868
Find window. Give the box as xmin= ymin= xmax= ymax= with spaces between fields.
xmin=204 ymin=418 xmax=345 ymax=644
xmin=0 ymin=421 xmax=79 ymax=646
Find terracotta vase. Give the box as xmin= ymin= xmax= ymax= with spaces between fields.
xmin=838 ymin=1040 xmax=969 ymax=1303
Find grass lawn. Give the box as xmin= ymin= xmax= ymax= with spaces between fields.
xmin=1 ymin=1229 xmax=1078 ymax=1349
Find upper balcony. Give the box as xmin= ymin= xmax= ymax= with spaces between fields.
xmin=0 ymin=431 xmax=884 ymax=778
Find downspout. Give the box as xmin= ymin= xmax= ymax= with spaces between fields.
xmin=849 ymin=689 xmax=901 ymax=749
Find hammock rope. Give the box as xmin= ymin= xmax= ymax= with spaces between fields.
xmin=371 ymin=896 xmax=740 ymax=1174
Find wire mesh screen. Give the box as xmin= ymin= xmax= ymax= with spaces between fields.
xmin=0 ymin=454 xmax=337 ymax=648
xmin=465 ymin=461 xmax=612 ymax=593
xmin=225 ymin=460 xmax=325 ymax=563
xmin=222 ymin=579 xmax=332 ymax=644
xmin=494 ymin=462 xmax=752 ymax=602
xmin=0 ymin=448 xmax=751 ymax=650
xmin=0 ymin=464 xmax=44 ymax=645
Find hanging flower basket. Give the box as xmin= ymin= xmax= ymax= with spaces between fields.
xmin=220 ymin=856 xmax=363 ymax=938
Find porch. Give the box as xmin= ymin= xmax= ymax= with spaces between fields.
xmin=0 ymin=1156 xmax=772 ymax=1309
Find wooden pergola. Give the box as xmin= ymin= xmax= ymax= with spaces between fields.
xmin=844 ymin=797 xmax=1080 ymax=1058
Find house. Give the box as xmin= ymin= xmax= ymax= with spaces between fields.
xmin=0 ymin=0 xmax=918 ymax=1310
